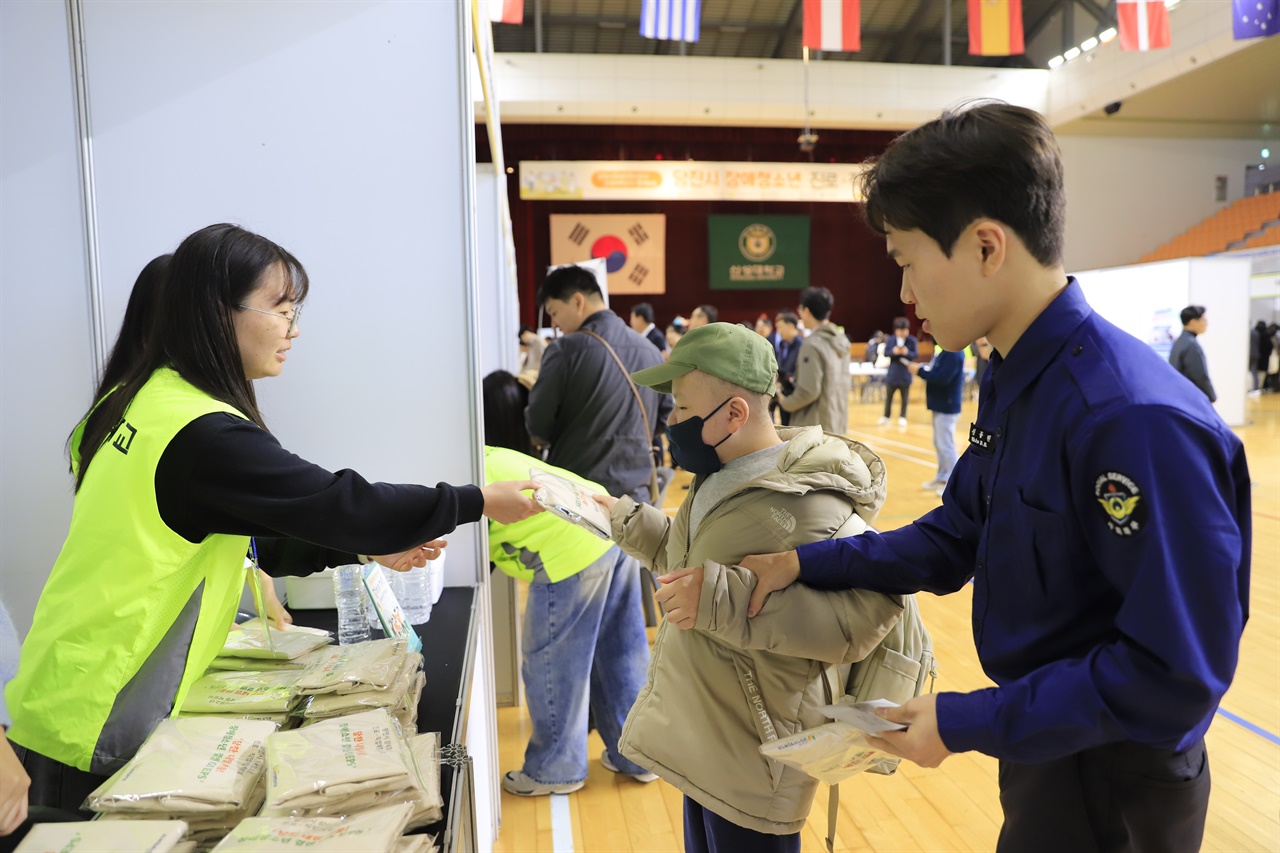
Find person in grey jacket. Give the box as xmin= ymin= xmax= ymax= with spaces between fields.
xmin=527 ymin=266 xmax=672 ymax=503
xmin=777 ymin=287 xmax=851 ymax=433
xmin=1169 ymin=305 xmax=1216 ymax=403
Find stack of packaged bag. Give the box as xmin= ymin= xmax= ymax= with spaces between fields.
xmin=257 ymin=708 xmax=442 ymax=830
xmin=291 ymin=638 xmax=424 ymax=734
xmin=206 ymin=619 xmax=333 ymax=673
xmin=210 ymin=803 xmax=437 ymax=852
xmin=84 ymin=716 xmax=276 ymax=849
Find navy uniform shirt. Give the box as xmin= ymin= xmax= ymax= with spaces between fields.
xmin=798 ymin=280 xmax=1251 ymax=763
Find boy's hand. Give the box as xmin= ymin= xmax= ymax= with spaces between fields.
xmin=590 ymin=493 xmax=619 ymax=513
xmin=864 ymin=694 xmax=953 ymax=769
xmin=655 ymin=566 xmax=702 ymax=629
xmin=741 ymin=551 xmax=801 ymax=617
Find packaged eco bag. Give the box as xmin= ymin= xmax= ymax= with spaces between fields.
xmin=300 ymin=654 xmax=422 ymax=719
xmin=85 ymin=717 xmax=275 ymax=814
xmin=263 ymin=708 xmax=415 ymax=812
xmin=530 ymin=468 xmax=612 ymax=539
xmin=15 ymin=821 xmax=188 ymax=853
xmin=212 ymin=802 xmax=413 ymax=852
xmin=294 ymin=639 xmax=407 ymax=696
xmin=221 ymin=619 xmax=333 ymax=661
xmin=181 ymin=670 xmax=303 ymax=715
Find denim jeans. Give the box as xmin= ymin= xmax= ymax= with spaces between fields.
xmin=521 ymin=545 xmax=651 ymax=783
xmin=932 ymin=411 xmax=959 ymax=483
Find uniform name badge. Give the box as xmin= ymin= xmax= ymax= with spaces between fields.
xmin=969 ymin=424 xmax=998 ymax=453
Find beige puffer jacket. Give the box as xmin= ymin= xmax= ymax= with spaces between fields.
xmin=779 ymin=324 xmax=852 ymax=434
xmin=610 ymin=426 xmax=902 ymax=835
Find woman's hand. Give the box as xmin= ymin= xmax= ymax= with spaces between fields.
xmin=373 ymin=540 xmax=448 ymax=572
xmin=258 ymin=569 xmax=292 ymax=628
xmin=481 ymin=481 xmax=543 ymax=524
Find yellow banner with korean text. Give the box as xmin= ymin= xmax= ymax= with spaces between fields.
xmin=522 ymin=161 xmax=867 ymax=202
xmin=549 ymin=214 xmax=666 ymax=295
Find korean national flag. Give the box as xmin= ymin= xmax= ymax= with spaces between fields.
xmin=640 ymin=0 xmax=701 ymax=43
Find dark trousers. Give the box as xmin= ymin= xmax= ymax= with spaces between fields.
xmin=884 ymin=384 xmax=909 ymax=418
xmin=11 ymin=744 xmax=106 ymax=818
xmin=683 ymin=797 xmax=800 ymax=853
xmin=996 ymin=739 xmax=1210 ymax=853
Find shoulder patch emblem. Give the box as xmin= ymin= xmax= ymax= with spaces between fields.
xmin=1094 ymin=471 xmax=1146 ymax=537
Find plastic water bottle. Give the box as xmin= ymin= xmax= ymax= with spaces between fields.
xmin=333 ymin=564 xmax=371 ymax=645
xmin=398 ymin=564 xmax=432 ymax=625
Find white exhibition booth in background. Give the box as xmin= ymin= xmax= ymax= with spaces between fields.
xmin=1075 ymin=257 xmax=1251 ymax=427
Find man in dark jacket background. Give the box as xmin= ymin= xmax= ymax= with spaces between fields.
xmin=1168 ymin=305 xmax=1216 ymax=403
xmin=528 ymin=266 xmax=672 ymax=504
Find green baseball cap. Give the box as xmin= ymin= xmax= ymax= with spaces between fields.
xmin=631 ymin=322 xmax=778 ymax=395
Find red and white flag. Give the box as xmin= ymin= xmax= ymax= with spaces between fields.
xmin=1117 ymin=0 xmax=1170 ymax=51
xmin=489 ymin=0 xmax=523 ymax=25
xmin=803 ymin=0 xmax=860 ymax=52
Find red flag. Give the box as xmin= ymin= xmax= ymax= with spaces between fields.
xmin=489 ymin=0 xmax=523 ymax=25
xmin=967 ymin=0 xmax=1025 ymax=56
xmin=803 ymin=0 xmax=861 ymax=53
xmin=1117 ymin=0 xmax=1171 ymax=51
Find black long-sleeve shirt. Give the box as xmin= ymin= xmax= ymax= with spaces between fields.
xmin=154 ymin=413 xmax=484 ymax=576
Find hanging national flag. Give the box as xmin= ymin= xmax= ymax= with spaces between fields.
xmin=967 ymin=0 xmax=1025 ymax=56
xmin=640 ymin=0 xmax=701 ymax=43
xmin=1117 ymin=0 xmax=1171 ymax=51
xmin=1233 ymin=0 xmax=1278 ymax=39
xmin=550 ymin=215 xmax=667 ymax=295
xmin=488 ymin=0 xmax=523 ymax=25
xmin=803 ymin=0 xmax=861 ymax=53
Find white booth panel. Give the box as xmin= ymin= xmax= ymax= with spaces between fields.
xmin=1075 ymin=258 xmax=1250 ymax=426
xmin=0 ymin=1 xmax=95 ymax=636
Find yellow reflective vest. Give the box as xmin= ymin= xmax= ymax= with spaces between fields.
xmin=6 ymin=367 xmax=250 ymax=773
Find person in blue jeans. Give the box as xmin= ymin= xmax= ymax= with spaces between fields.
xmin=483 ymin=371 xmax=653 ymax=795
xmin=909 ymin=344 xmax=965 ymax=496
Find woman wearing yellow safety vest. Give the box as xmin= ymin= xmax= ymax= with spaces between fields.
xmin=5 ymin=223 xmax=541 ymax=815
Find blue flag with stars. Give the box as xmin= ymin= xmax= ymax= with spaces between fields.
xmin=1234 ymin=0 xmax=1278 ymax=38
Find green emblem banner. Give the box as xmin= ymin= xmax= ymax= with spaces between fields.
xmin=708 ymin=215 xmax=810 ymax=290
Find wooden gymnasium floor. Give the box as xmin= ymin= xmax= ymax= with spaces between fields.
xmin=494 ymin=386 xmax=1280 ymax=853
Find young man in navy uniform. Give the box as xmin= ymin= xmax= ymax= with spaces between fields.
xmin=687 ymin=102 xmax=1251 ymax=852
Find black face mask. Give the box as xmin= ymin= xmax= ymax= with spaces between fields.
xmin=667 ymin=398 xmax=733 ymax=476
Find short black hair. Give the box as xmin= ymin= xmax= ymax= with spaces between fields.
xmin=1180 ymin=305 xmax=1206 ymax=326
xmin=631 ymin=302 xmax=654 ymax=324
xmin=694 ymin=304 xmax=719 ymax=323
xmin=799 ymin=287 xmax=834 ymax=321
xmin=893 ymin=316 xmax=910 ymax=330
xmin=482 ymin=371 xmax=533 ymax=456
xmin=776 ymin=311 xmax=799 ymax=328
xmin=537 ymin=265 xmax=601 ymax=306
xmin=859 ymin=100 xmax=1065 ymax=267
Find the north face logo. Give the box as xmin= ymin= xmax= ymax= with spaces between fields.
xmin=769 ymin=506 xmax=796 ymax=535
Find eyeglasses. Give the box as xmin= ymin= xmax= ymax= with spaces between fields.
xmin=237 ymin=303 xmax=302 ymax=335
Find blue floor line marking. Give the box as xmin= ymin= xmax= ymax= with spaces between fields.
xmin=1215 ymin=707 xmax=1280 ymax=746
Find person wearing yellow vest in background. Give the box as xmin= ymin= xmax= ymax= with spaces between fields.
xmin=5 ymin=223 xmax=542 ymax=816
xmin=481 ymin=371 xmax=653 ymax=796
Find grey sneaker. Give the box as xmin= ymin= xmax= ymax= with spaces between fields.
xmin=501 ymin=770 xmax=584 ymax=797
xmin=600 ymin=751 xmax=659 ymax=783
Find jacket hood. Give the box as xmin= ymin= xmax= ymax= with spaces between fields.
xmin=809 ymin=323 xmax=850 ymax=347
xmin=742 ymin=426 xmax=885 ymax=525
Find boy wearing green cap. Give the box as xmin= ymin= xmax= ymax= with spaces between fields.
xmin=592 ymin=322 xmax=903 ymax=852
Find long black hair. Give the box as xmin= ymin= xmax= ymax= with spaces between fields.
xmin=73 ymin=224 xmax=309 ymax=491
xmin=94 ymin=254 xmax=172 ymax=402
xmin=482 ymin=370 xmax=533 ymax=456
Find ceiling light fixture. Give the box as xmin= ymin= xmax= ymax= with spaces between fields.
xmin=1100 ymin=27 xmax=1118 ymax=43
xmin=1048 ymin=55 xmax=1065 ymax=69
xmin=1081 ymin=37 xmax=1099 ymax=51
xmin=1064 ymin=47 xmax=1081 ymax=61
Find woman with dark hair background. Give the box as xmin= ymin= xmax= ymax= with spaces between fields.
xmin=6 ymin=223 xmax=541 ymax=814
xmin=482 ymin=370 xmax=653 ymax=797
